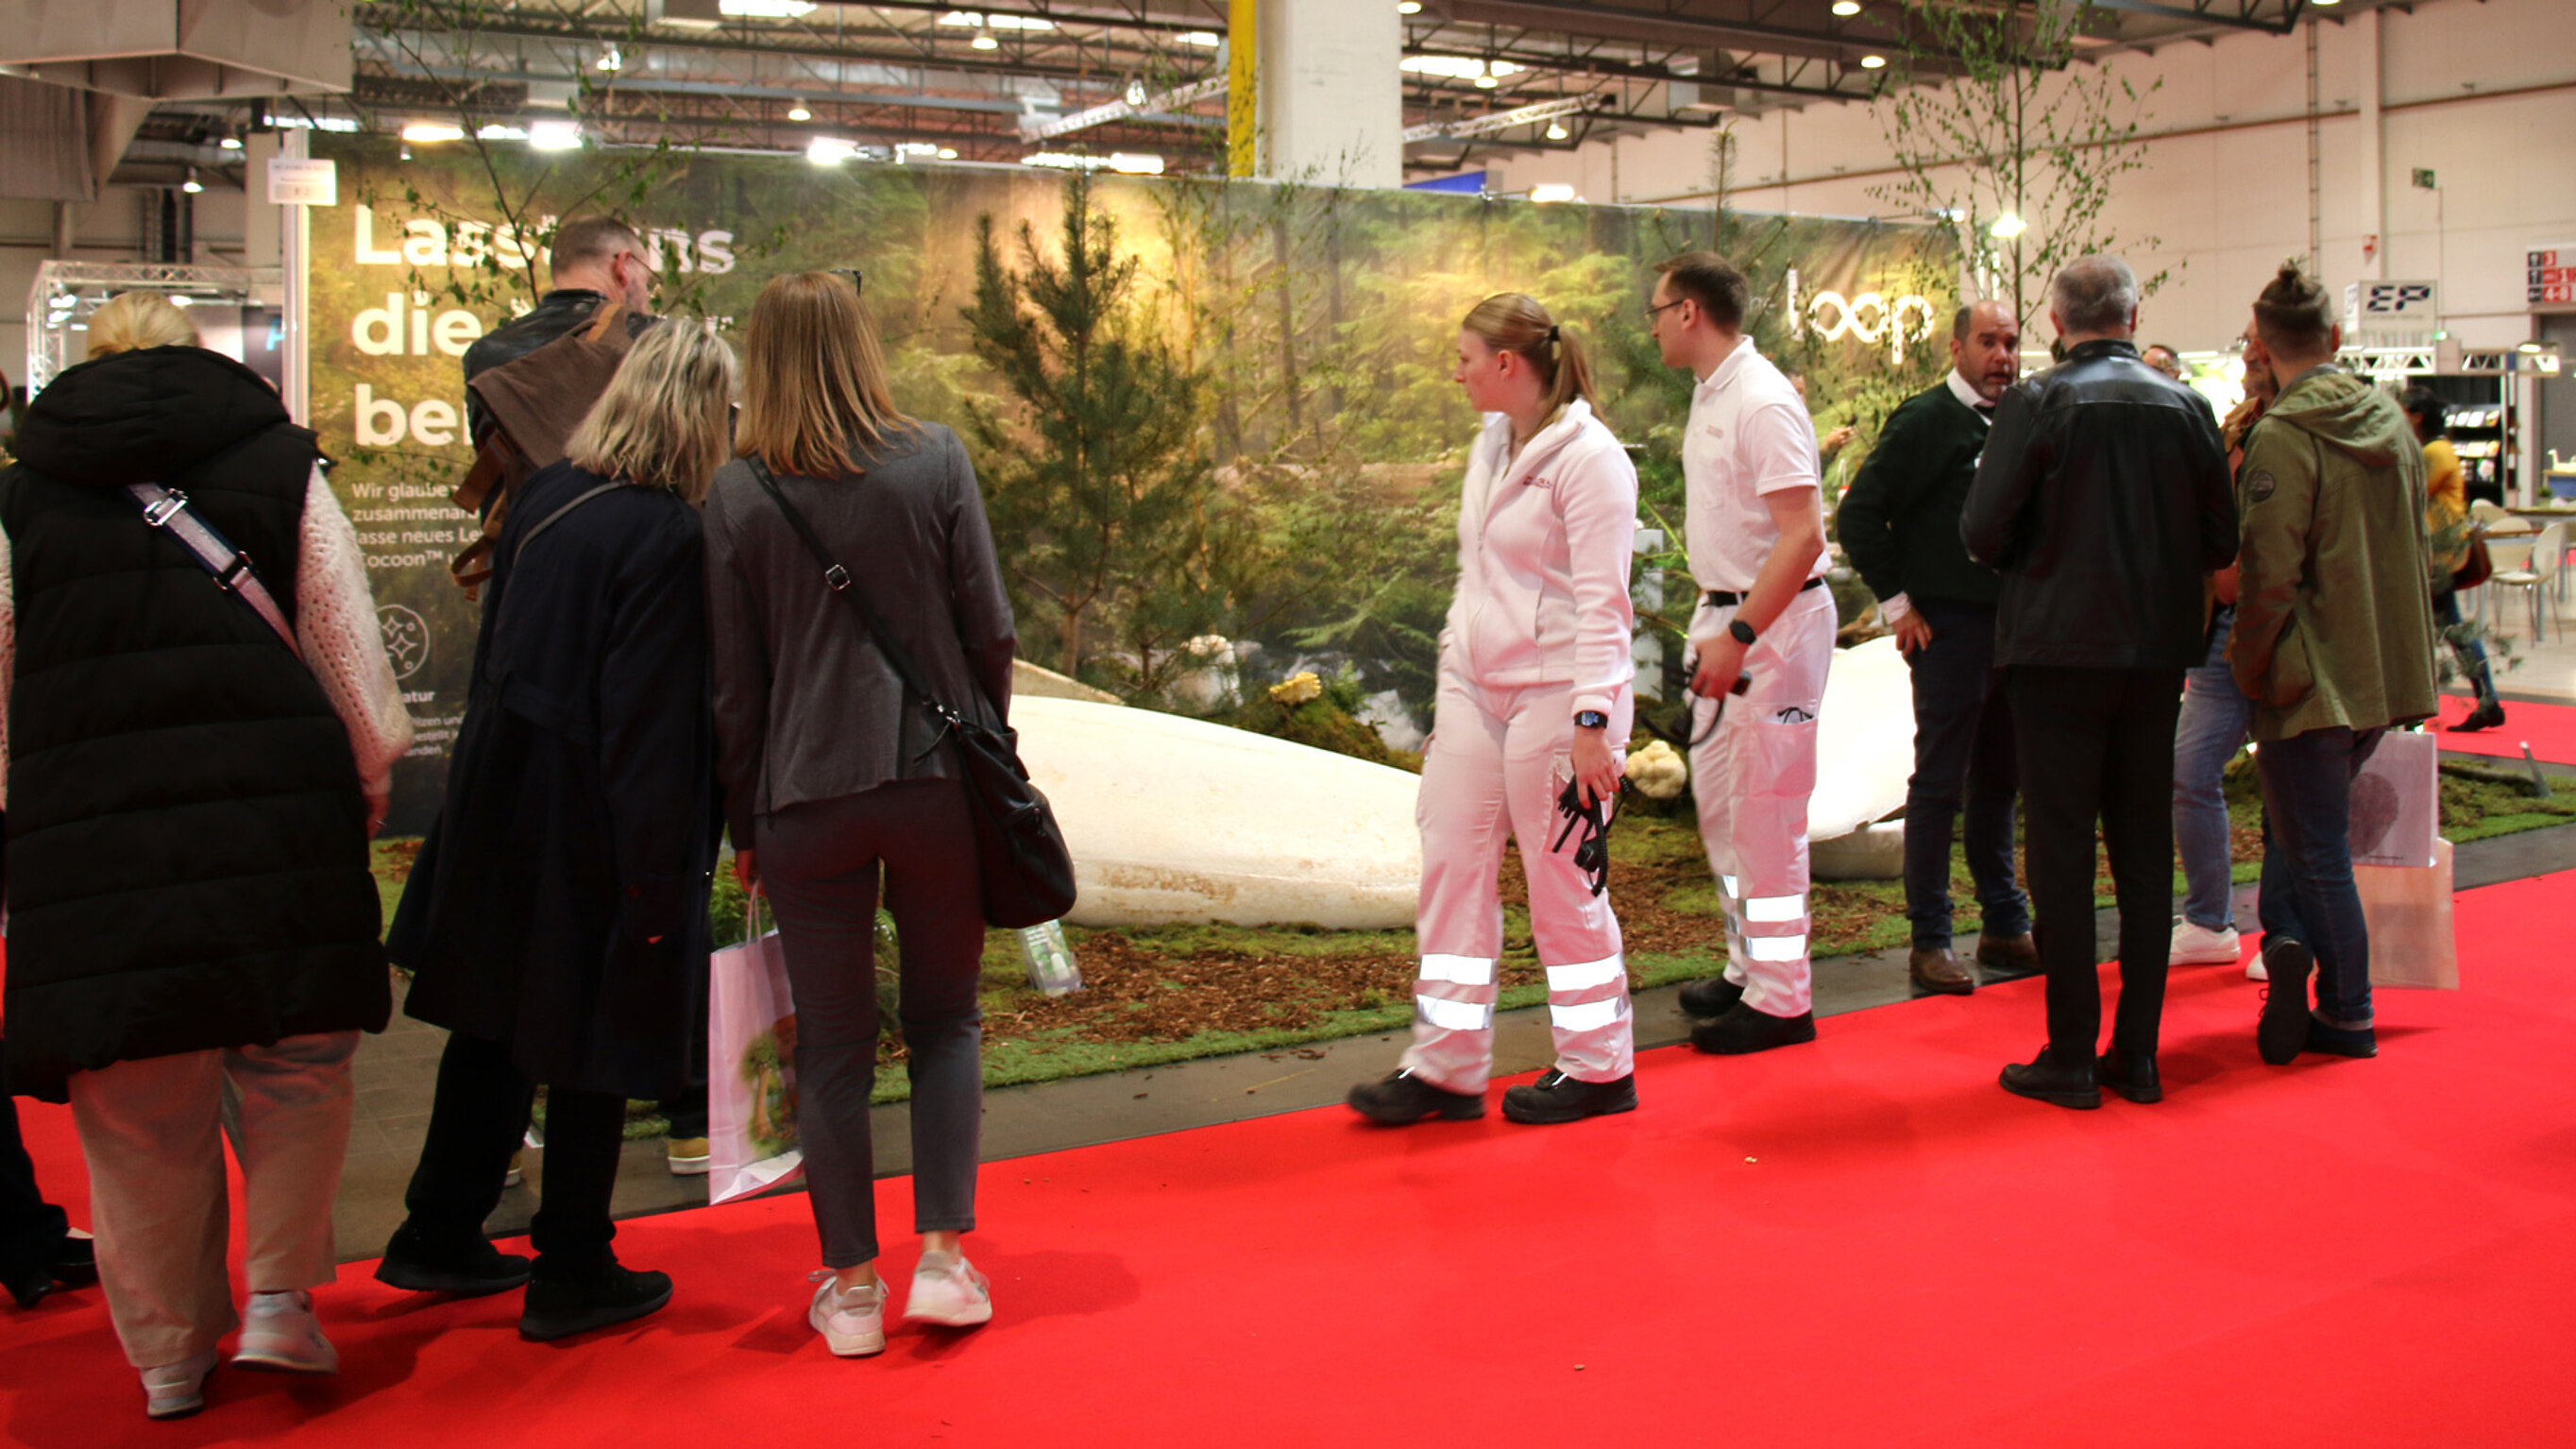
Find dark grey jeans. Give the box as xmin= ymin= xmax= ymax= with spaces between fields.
xmin=756 ymin=778 xmax=986 ymax=1269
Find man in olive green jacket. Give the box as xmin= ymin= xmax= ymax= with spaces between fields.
xmin=2227 ymin=264 xmax=2439 ymax=1068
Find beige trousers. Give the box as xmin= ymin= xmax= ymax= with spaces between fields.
xmin=67 ymin=1031 xmax=360 ymax=1368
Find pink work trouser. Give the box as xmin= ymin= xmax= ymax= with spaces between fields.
xmin=1400 ymin=673 xmax=1635 ymax=1094
xmin=1689 ymin=586 xmax=1835 ymax=1018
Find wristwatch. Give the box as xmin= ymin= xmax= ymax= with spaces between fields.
xmin=1574 ymin=710 xmax=1610 ymax=730
xmin=1727 ymin=618 xmax=1758 ymax=645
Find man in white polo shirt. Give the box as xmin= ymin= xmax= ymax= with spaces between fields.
xmin=1649 ymin=251 xmax=1835 ymax=1055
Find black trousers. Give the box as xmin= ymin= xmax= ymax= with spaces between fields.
xmin=0 ymin=1039 xmax=75 ymax=1287
xmin=401 ymin=1031 xmax=629 ymax=1278
xmin=1902 ymin=600 xmax=2030 ymax=948
xmin=2008 ymin=665 xmax=2185 ymax=1060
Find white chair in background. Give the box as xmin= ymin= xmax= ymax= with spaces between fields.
xmin=2488 ymin=521 xmax=2567 ymax=643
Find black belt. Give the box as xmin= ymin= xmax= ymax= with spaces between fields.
xmin=1704 ymin=576 xmax=1825 ymax=608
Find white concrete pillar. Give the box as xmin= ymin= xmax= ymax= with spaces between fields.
xmin=1254 ymin=0 xmax=1402 ymax=189
xmin=2357 ymin=9 xmax=2384 ymax=281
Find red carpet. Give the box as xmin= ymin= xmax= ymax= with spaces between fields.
xmin=7 ymin=875 xmax=2576 ymax=1447
xmin=2432 ymin=693 xmax=2576 ymax=763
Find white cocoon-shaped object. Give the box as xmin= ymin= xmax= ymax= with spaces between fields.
xmin=1808 ymin=634 xmax=1916 ymax=843
xmin=1010 ymin=695 xmax=1423 ymax=929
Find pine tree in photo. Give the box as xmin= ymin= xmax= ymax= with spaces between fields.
xmin=960 ymin=171 xmax=1217 ymax=687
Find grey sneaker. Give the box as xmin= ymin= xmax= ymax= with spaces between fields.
xmin=906 ymin=1251 xmax=993 ymax=1328
xmin=234 ymin=1288 xmax=338 ymax=1373
xmin=806 ymin=1270 xmax=887 ymax=1356
xmin=141 ymin=1351 xmax=217 ymax=1420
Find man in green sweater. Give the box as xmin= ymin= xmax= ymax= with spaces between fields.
xmin=2229 ymin=263 xmax=2440 ymax=1065
xmin=1835 ymin=299 xmax=2037 ymax=996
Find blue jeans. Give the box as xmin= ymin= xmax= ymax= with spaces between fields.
xmin=2173 ymin=608 xmax=2254 ymax=929
xmin=2255 ymin=726 xmax=2384 ymax=1030
xmin=1901 ymin=599 xmax=2029 ymax=947
xmin=2432 ymin=590 xmax=2498 ymax=703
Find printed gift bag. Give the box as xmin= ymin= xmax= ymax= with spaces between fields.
xmin=2358 ymin=836 xmax=2459 ymax=991
xmin=707 ymin=896 xmax=804 ymax=1204
xmin=2348 ymin=729 xmax=2438 ymax=868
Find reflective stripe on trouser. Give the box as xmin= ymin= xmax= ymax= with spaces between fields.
xmin=1689 ymin=586 xmax=1834 ymax=1018
xmin=1401 ymin=672 xmax=1635 ymax=1094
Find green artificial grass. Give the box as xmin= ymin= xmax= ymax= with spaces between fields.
xmin=368 ymin=758 xmax=2576 ymax=1108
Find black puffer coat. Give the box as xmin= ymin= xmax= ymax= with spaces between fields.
xmin=0 ymin=347 xmax=389 ymax=1100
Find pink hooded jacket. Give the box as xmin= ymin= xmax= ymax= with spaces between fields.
xmin=1441 ymin=398 xmax=1639 ymax=719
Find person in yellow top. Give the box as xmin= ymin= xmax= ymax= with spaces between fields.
xmin=2400 ymin=388 xmax=2504 ymax=731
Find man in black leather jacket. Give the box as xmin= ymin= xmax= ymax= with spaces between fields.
xmin=1961 ymin=253 xmax=2236 ymax=1112
xmin=462 ymin=216 xmax=658 ymax=448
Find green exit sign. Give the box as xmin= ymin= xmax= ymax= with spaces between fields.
xmin=2413 ymin=167 xmax=2438 ymax=189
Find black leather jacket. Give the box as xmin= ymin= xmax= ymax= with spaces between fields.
xmin=1960 ymin=338 xmax=2236 ymax=670
xmin=461 ymin=289 xmax=625 ymax=444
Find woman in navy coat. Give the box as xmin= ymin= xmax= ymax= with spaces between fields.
xmin=381 ymin=319 xmax=736 ymax=1342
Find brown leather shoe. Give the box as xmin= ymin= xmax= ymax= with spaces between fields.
xmin=1976 ymin=932 xmax=2041 ymax=977
xmin=1908 ymin=946 xmax=1975 ymax=996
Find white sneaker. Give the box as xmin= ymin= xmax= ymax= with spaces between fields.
xmin=234 ymin=1288 xmax=339 ymax=1373
xmin=905 ymin=1251 xmax=992 ymax=1328
xmin=141 ymin=1351 xmax=218 ymax=1419
xmin=806 ymin=1270 xmax=886 ymax=1356
xmin=2170 ymin=917 xmax=2244 ymax=966
xmin=2246 ymin=952 xmax=2270 ymax=982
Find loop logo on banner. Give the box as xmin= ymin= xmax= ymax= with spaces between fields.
xmin=1784 ymin=265 xmax=1940 ymax=365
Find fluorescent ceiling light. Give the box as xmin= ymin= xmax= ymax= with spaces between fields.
xmin=1403 ymin=56 xmax=1522 ymax=82
xmin=721 ymin=0 xmax=817 ymax=15
xmin=1859 ymin=54 xmax=1887 ymax=69
xmin=529 ymin=121 xmax=582 ymax=151
xmin=1110 ymin=152 xmax=1164 ymax=174
xmin=1832 ymin=1 xmax=1861 ymax=14
xmin=1398 ymin=1 xmax=1423 ymax=11
xmin=1528 ymin=182 xmax=1576 ymax=203
xmin=401 ymin=123 xmax=466 ymax=143
xmin=274 ymin=114 xmax=360 ymax=132
xmin=939 ymin=146 xmax=958 ymax=159
xmin=808 ymin=137 xmax=856 ymax=164
xmin=477 ymin=124 xmax=527 ymax=141
xmin=218 ymin=136 xmax=243 ymax=150
xmin=170 ymin=294 xmax=195 ymax=306
xmin=940 ymin=9 xmax=1054 ymax=29
xmin=788 ymin=105 xmax=811 ymax=121
xmin=1179 ymin=30 xmax=1221 ymax=46
xmin=972 ymin=32 xmax=999 ymax=49
xmin=1024 ymin=151 xmax=1114 ymax=170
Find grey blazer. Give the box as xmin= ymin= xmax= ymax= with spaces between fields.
xmin=705 ymin=420 xmax=1016 ymax=843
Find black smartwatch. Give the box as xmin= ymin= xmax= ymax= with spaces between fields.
xmin=1727 ymin=618 xmax=1758 ymax=645
xmin=1574 ymin=710 xmax=1609 ymax=730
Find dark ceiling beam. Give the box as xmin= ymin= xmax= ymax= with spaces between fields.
xmin=2087 ymin=0 xmax=2309 ymax=35
xmin=1437 ymin=0 xmax=1927 ymax=66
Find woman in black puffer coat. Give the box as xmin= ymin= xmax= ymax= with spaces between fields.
xmin=0 ymin=291 xmax=411 ymax=1419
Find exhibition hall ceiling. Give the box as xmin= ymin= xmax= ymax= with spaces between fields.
xmin=95 ymin=0 xmax=2395 ymax=185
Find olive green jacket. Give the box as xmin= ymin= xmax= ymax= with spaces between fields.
xmin=2227 ymin=367 xmax=2440 ymax=742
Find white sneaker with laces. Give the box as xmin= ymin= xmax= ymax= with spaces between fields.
xmin=141 ymin=1351 xmax=218 ymax=1419
xmin=2170 ymin=917 xmax=2244 ymax=967
xmin=906 ymin=1251 xmax=992 ymax=1328
xmin=2246 ymin=952 xmax=2270 ymax=981
xmin=234 ymin=1288 xmax=339 ymax=1373
xmin=807 ymin=1270 xmax=886 ymax=1356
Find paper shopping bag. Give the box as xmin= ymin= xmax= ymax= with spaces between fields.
xmin=707 ymin=898 xmax=804 ymax=1204
xmin=2358 ymin=836 xmax=2458 ymax=991
xmin=2348 ymin=729 xmax=2438 ymax=868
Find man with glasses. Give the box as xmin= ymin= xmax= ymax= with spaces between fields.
xmin=461 ymin=217 xmax=660 ymax=447
xmin=1649 ymin=251 xmax=1836 ymax=1057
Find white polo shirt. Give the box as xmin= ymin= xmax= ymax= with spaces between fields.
xmin=1683 ymin=341 xmax=1826 ymax=594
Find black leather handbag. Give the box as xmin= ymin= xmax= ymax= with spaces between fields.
xmin=748 ymin=460 xmax=1077 ymax=928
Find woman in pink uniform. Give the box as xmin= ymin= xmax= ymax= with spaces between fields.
xmin=1348 ymin=293 xmax=1641 ymax=1127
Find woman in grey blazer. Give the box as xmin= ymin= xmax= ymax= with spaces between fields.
xmin=705 ymin=271 xmax=1015 ymax=1357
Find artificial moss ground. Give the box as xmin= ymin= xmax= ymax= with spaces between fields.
xmin=368 ymin=764 xmax=2576 ymax=1106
